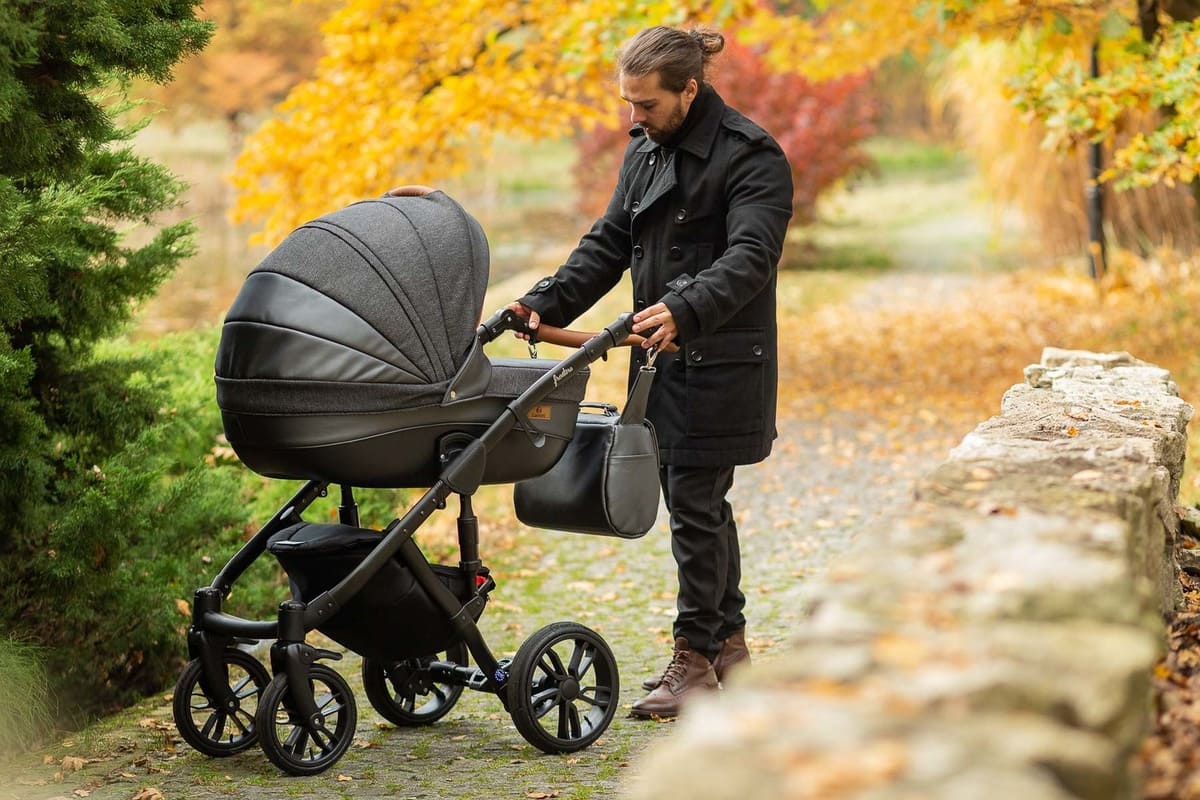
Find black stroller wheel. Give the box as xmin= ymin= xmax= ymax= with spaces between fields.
xmin=508 ymin=622 xmax=619 ymax=754
xmin=361 ymin=642 xmax=468 ymax=726
xmin=255 ymin=663 xmax=357 ymax=775
xmin=172 ymin=649 xmax=270 ymax=756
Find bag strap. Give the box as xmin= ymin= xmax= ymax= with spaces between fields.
xmin=618 ymin=364 xmax=656 ymax=425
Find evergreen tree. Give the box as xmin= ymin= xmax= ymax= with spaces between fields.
xmin=0 ymin=0 xmax=218 ymax=719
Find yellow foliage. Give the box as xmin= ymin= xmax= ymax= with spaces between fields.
xmin=933 ymin=38 xmax=1200 ymax=254
xmin=231 ymin=0 xmax=756 ymax=244
xmin=741 ymin=1 xmax=1118 ymax=81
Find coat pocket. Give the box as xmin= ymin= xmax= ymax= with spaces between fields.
xmin=683 ymin=328 xmax=768 ymax=437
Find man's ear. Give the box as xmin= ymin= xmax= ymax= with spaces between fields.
xmin=684 ymin=78 xmax=699 ymax=102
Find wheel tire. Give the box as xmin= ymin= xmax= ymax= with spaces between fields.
xmin=172 ymin=649 xmax=270 ymax=757
xmin=255 ymin=663 xmax=357 ymax=776
xmin=361 ymin=642 xmax=467 ymax=726
xmin=508 ymin=622 xmax=619 ymax=754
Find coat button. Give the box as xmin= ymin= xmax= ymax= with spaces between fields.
xmin=648 ymin=154 xmax=656 ymax=166
xmin=675 ymin=209 xmax=688 ymax=222
xmin=752 ymin=345 xmax=763 ymax=356
xmin=635 ymin=298 xmax=646 ymax=310
xmin=538 ymin=279 xmax=551 ymax=288
xmin=632 ymin=200 xmax=640 ymax=211
xmin=633 ymin=245 xmax=644 ymax=258
xmin=691 ymin=351 xmax=702 ymax=362
xmin=669 ymin=246 xmax=682 ymax=260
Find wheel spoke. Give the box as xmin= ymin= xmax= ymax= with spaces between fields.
xmin=536 ymin=654 xmax=562 ymax=681
xmin=200 ymin=710 xmax=227 ymax=742
xmin=317 ymin=692 xmax=348 ymax=717
xmin=576 ymin=687 xmax=609 ymax=709
xmin=570 ymin=643 xmax=597 ymax=680
xmin=233 ymin=676 xmax=258 ymax=701
xmin=309 ymin=723 xmax=336 ymax=755
xmin=189 ymin=696 xmax=214 ymax=713
xmin=284 ymin=725 xmax=310 ymax=758
xmin=567 ymin=702 xmax=582 ymax=738
xmin=230 ymin=707 xmax=254 ymax=735
xmin=546 ymin=646 xmax=568 ymax=678
xmin=532 ymin=687 xmax=559 ymax=719
xmin=556 ymin=701 xmax=570 ymax=739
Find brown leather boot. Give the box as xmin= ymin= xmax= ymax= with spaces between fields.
xmin=631 ymin=637 xmax=718 ymax=718
xmin=711 ymin=628 xmax=750 ymax=685
xmin=641 ymin=630 xmax=750 ymax=690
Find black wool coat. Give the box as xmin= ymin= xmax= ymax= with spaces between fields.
xmin=520 ymin=85 xmax=793 ymax=467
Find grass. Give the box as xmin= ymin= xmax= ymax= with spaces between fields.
xmin=863 ymin=135 xmax=967 ymax=177
xmin=0 ymin=639 xmax=51 ymax=756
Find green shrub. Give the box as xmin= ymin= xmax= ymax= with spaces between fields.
xmin=0 ymin=0 xmax=215 ymax=722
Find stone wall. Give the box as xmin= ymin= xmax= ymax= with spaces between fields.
xmin=625 ymin=349 xmax=1194 ymax=800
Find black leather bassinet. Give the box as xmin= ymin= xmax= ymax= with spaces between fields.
xmin=214 ymin=192 xmax=586 ymax=487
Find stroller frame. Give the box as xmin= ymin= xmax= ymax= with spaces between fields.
xmin=174 ymin=310 xmax=633 ymax=775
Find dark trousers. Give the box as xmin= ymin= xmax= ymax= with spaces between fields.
xmin=659 ymin=464 xmax=745 ymax=662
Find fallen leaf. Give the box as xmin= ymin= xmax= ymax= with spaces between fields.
xmin=60 ymin=756 xmax=86 ymax=771
xmin=336 ymin=774 xmax=354 ymax=782
xmin=175 ymin=598 xmax=190 ymax=617
xmin=132 ymin=789 xmax=164 ymax=800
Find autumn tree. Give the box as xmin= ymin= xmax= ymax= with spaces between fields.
xmin=138 ymin=0 xmax=338 ymax=151
xmin=0 ymin=0 xmax=245 ymax=720
xmin=231 ymin=0 xmax=765 ymax=243
xmin=742 ymin=1 xmax=1200 ymax=191
xmin=574 ymin=34 xmax=877 ymax=223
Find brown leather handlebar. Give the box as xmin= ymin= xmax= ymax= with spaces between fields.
xmin=533 ymin=324 xmax=679 ymax=353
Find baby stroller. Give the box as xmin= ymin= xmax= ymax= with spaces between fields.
xmin=172 ymin=191 xmax=651 ymax=776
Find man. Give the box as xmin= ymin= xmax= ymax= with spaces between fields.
xmin=509 ymin=25 xmax=793 ymax=718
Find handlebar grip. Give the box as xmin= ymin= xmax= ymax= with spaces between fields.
xmin=478 ymin=308 xmax=536 ymax=343
xmin=602 ymin=313 xmax=635 ymax=346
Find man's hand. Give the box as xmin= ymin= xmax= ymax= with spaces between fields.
xmin=387 ymin=185 xmax=436 ymax=197
xmin=631 ymin=302 xmax=678 ymax=351
xmin=505 ymin=301 xmax=540 ymax=341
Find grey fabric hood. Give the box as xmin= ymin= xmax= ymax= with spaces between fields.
xmin=215 ymin=192 xmax=490 ymax=415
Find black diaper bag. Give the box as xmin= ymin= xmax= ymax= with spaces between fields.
xmin=514 ymin=365 xmax=660 ymax=538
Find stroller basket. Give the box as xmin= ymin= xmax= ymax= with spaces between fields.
xmin=268 ymin=522 xmax=488 ymax=662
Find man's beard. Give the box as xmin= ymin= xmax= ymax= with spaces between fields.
xmin=644 ymin=99 xmax=686 ymax=144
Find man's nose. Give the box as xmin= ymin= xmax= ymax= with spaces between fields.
xmin=630 ymin=107 xmax=645 ymax=125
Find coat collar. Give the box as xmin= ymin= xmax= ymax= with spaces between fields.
xmin=634 ymin=83 xmax=724 ymax=161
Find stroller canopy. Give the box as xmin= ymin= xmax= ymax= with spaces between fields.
xmin=216 ymin=192 xmax=490 ymax=415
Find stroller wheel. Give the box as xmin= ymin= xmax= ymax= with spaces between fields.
xmin=361 ymin=642 xmax=467 ymax=726
xmin=172 ymin=649 xmax=270 ymax=757
xmin=508 ymin=622 xmax=619 ymax=754
xmin=255 ymin=663 xmax=357 ymax=776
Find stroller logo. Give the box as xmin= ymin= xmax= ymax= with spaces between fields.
xmin=552 ymin=366 xmax=574 ymax=387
